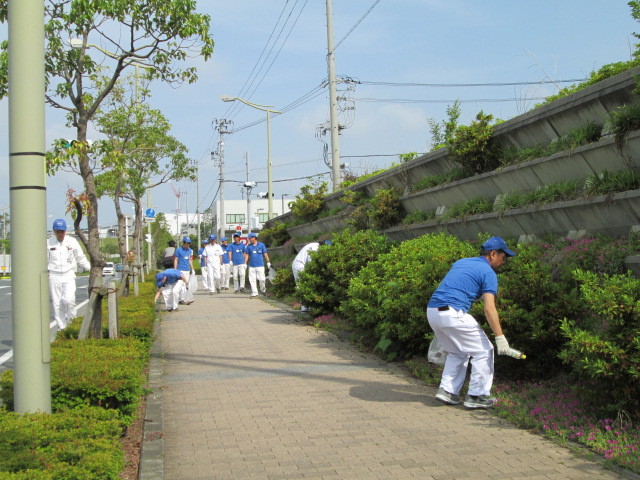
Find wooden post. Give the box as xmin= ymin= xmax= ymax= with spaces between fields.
xmin=108 ymin=280 xmax=118 ymax=339
xmin=78 ymin=277 xmax=104 ymax=340
xmin=133 ymin=264 xmax=139 ymax=296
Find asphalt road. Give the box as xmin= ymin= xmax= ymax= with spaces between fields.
xmin=0 ymin=275 xmax=101 ymax=374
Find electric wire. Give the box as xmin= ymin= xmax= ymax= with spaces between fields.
xmin=356 ymin=97 xmax=549 ymax=104
xmin=332 ymin=0 xmax=383 ymax=53
xmin=356 ymin=78 xmax=588 ymax=87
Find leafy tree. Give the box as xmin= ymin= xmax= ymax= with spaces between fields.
xmin=90 ymin=74 xmax=194 ymax=263
xmin=0 ymin=0 xmax=214 ymax=286
xmin=428 ymin=100 xmax=461 ymax=150
xmin=447 ymin=111 xmax=501 ymax=174
xmin=289 ymin=181 xmax=328 ymax=223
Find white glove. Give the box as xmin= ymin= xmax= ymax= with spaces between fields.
xmin=267 ymin=262 xmax=271 ymax=269
xmin=191 ymin=269 xmax=195 ymax=276
xmin=495 ymin=335 xmax=510 ymax=355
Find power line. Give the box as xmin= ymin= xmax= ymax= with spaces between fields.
xmin=356 ymin=78 xmax=588 ymax=87
xmin=332 ymin=0 xmax=383 ymax=53
xmin=356 ymin=97 xmax=548 ymax=104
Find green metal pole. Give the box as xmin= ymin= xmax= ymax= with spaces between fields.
xmin=9 ymin=0 xmax=52 ymax=413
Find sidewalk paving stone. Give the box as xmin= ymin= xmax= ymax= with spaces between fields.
xmin=140 ymin=289 xmax=634 ymax=480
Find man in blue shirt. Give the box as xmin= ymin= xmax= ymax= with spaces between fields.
xmin=173 ymin=236 xmax=194 ymax=304
xmin=244 ymin=232 xmax=270 ymax=298
xmin=155 ymin=268 xmax=188 ymax=312
xmin=220 ymin=237 xmax=231 ymax=290
xmin=426 ymin=236 xmax=518 ymax=409
xmin=229 ymin=233 xmax=247 ymax=293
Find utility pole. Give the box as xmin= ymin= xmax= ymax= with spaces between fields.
xmin=326 ymin=0 xmax=341 ymax=191
xmin=212 ymin=119 xmax=233 ymax=239
xmin=9 ymin=0 xmax=52 ymax=413
xmin=244 ymin=153 xmax=255 ymax=235
xmin=194 ymin=160 xmax=200 ymax=247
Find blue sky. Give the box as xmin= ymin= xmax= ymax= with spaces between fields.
xmin=1 ymin=0 xmax=638 ymax=226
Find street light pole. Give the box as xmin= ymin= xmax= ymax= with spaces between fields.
xmin=220 ymin=95 xmax=282 ymax=220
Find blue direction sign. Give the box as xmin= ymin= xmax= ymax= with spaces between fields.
xmin=145 ymin=208 xmax=156 ymax=218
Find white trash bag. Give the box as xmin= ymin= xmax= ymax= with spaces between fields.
xmin=427 ymin=336 xmax=448 ymax=365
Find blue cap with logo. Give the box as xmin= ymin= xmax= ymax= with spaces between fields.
xmin=209 ymin=234 xmax=217 ymax=241
xmin=202 ymin=240 xmax=207 ymax=245
xmin=221 ymin=237 xmax=227 ymax=242
xmin=248 ymin=232 xmax=258 ymax=238
xmin=52 ymin=218 xmax=67 ymax=231
xmin=155 ymin=272 xmax=165 ymax=288
xmin=481 ymin=236 xmax=516 ymax=257
xmin=182 ymin=236 xmax=191 ymax=243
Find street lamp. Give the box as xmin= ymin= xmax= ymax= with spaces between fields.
xmin=220 ymin=95 xmax=282 ymax=220
xmin=281 ymin=193 xmax=290 ymax=214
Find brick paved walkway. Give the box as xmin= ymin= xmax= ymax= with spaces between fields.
xmin=140 ymin=288 xmax=631 ymax=480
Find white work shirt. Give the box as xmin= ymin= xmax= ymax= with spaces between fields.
xmin=292 ymin=242 xmax=320 ymax=270
xmin=203 ymin=243 xmax=224 ymax=267
xmin=47 ymin=235 xmax=91 ymax=274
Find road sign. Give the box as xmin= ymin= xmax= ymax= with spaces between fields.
xmin=145 ymin=208 xmax=156 ymax=218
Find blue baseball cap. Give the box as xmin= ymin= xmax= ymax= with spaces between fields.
xmin=322 ymin=240 xmax=332 ymax=246
xmin=248 ymin=232 xmax=258 ymax=238
xmin=52 ymin=218 xmax=67 ymax=231
xmin=221 ymin=237 xmax=227 ymax=242
xmin=182 ymin=236 xmax=191 ymax=243
xmin=482 ymin=237 xmax=516 ymax=257
xmin=209 ymin=234 xmax=217 ymax=241
xmin=202 ymin=240 xmax=207 ymax=245
xmin=155 ymin=272 xmax=166 ymax=288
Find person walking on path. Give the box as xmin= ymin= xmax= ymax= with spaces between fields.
xmin=203 ymin=234 xmax=224 ymax=295
xmin=162 ymin=239 xmax=176 ymax=269
xmin=220 ymin=237 xmax=231 ymax=290
xmin=245 ymin=232 xmax=270 ymax=298
xmin=229 ymin=233 xmax=247 ymax=293
xmin=154 ymin=268 xmax=188 ymax=312
xmin=426 ymin=236 xmax=519 ymax=409
xmin=47 ymin=218 xmax=91 ymax=330
xmin=291 ymin=240 xmax=331 ymax=312
xmin=173 ymin=236 xmax=194 ymax=305
xmin=198 ymin=240 xmax=209 ymax=291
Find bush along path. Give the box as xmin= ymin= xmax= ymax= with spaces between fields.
xmin=283 ymin=229 xmax=640 ymax=475
xmin=0 ymin=280 xmax=156 ymax=480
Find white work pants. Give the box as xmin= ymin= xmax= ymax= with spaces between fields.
xmin=292 ymin=264 xmax=304 ymax=283
xmin=178 ymin=270 xmax=194 ymax=302
xmin=201 ymin=266 xmax=209 ymax=291
xmin=232 ymin=264 xmax=247 ymax=291
xmin=221 ymin=264 xmax=231 ymax=288
xmin=248 ymin=266 xmax=266 ymax=296
xmin=162 ymin=281 xmax=183 ymax=310
xmin=426 ymin=307 xmax=494 ymax=397
xmin=49 ymin=271 xmax=78 ymax=329
xmin=206 ymin=263 xmax=221 ymax=293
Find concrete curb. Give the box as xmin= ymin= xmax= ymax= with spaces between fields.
xmin=138 ymin=317 xmax=164 ymax=480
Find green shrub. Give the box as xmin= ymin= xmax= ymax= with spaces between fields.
xmin=413 ymin=166 xmax=472 ymax=191
xmin=0 ymin=406 xmax=124 ymax=480
xmin=584 ymin=169 xmax=640 ymax=196
xmin=490 ymin=235 xmax=640 ymax=379
xmin=295 ymin=229 xmax=392 ymax=315
xmin=539 ymin=59 xmax=640 ymax=106
xmin=289 ymin=181 xmax=328 ymax=222
xmin=439 ymin=197 xmax=493 ymax=221
xmin=341 ymin=233 xmax=476 ymax=356
xmin=258 ymin=221 xmax=291 ymax=247
xmin=402 ymin=210 xmax=436 ymax=225
xmin=605 ymin=101 xmax=640 ymax=149
xmin=1 ymin=338 xmax=148 ymax=423
xmin=271 ymin=266 xmax=296 ymax=298
xmin=559 ymin=269 xmax=640 ymax=414
xmin=447 ymin=111 xmax=501 ymax=174
xmin=369 ymin=188 xmax=402 ymax=230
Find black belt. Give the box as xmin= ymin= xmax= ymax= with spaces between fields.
xmin=437 ymin=306 xmax=450 ymax=311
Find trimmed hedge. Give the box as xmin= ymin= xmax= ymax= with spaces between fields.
xmin=0 ymin=407 xmax=124 ymax=480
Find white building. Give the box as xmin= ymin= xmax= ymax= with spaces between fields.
xmin=209 ymin=198 xmax=291 ymax=237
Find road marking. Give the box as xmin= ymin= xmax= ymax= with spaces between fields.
xmin=0 ymin=299 xmax=90 ymax=367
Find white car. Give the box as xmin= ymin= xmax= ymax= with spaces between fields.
xmin=102 ymin=262 xmax=115 ymax=276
